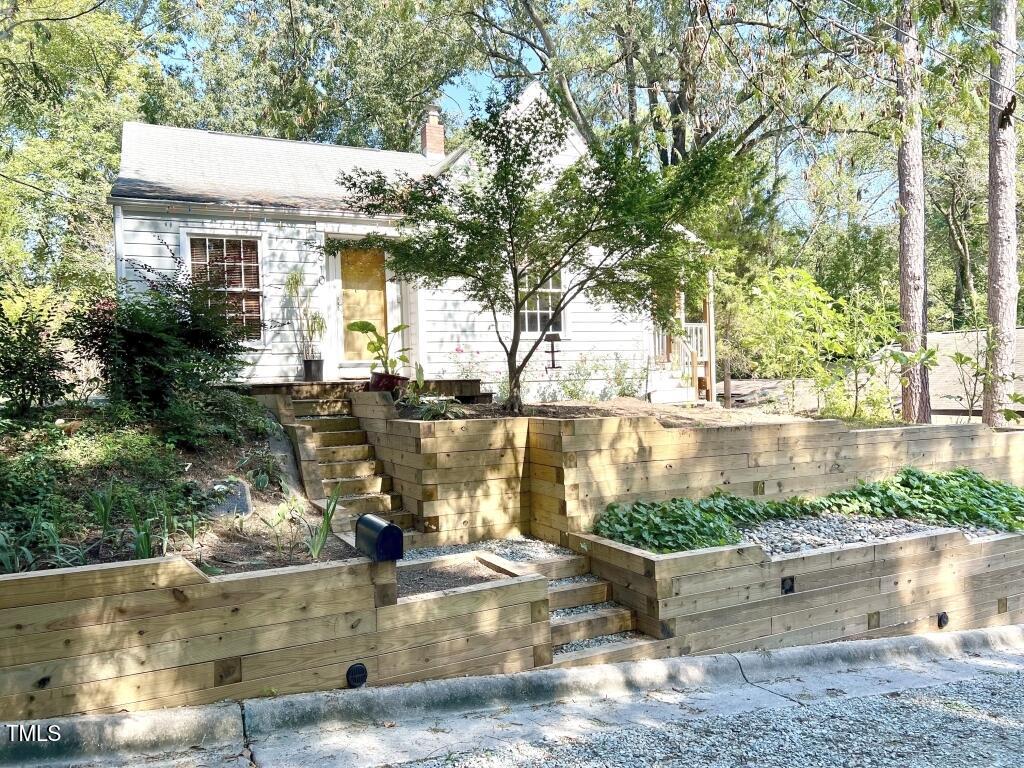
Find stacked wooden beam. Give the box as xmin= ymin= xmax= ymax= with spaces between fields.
xmin=350 ymin=392 xmax=531 ymax=546
xmin=530 ymin=418 xmax=1024 ymax=544
xmin=0 ymin=556 xmax=549 ymax=719
xmin=570 ymin=529 xmax=1024 ymax=655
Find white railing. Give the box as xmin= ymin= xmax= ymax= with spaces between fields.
xmin=681 ymin=323 xmax=709 ymax=361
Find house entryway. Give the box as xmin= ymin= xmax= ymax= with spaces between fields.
xmin=339 ymin=248 xmax=387 ymax=362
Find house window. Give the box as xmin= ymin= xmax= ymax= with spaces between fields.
xmin=520 ymin=273 xmax=564 ymax=333
xmin=189 ymin=236 xmax=262 ymax=340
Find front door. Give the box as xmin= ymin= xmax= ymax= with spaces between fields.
xmin=340 ymin=248 xmax=388 ymax=361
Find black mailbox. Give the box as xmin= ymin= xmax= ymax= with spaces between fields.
xmin=355 ymin=514 xmax=404 ymax=561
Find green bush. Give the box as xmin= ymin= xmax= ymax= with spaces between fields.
xmin=71 ymin=267 xmax=247 ymax=409
xmin=0 ymin=285 xmax=69 ymax=415
xmin=594 ymin=467 xmax=1024 ymax=554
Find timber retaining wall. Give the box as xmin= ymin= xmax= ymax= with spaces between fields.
xmin=0 ymin=556 xmax=548 ymax=719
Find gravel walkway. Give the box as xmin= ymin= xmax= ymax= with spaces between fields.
xmin=404 ymin=536 xmax=574 ymax=562
xmin=550 ymin=601 xmax=619 ymax=619
xmin=404 ymin=670 xmax=1024 ymax=767
xmin=741 ymin=513 xmax=943 ymax=556
xmin=554 ymin=630 xmax=647 ymax=654
xmin=548 ymin=574 xmax=603 ymax=587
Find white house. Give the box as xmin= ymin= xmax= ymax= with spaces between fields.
xmin=108 ymin=86 xmax=715 ymax=402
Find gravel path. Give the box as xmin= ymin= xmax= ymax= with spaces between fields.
xmin=741 ymin=513 xmax=943 ymax=555
xmin=550 ymin=601 xmax=619 ymax=619
xmin=554 ymin=630 xmax=647 ymax=654
xmin=403 ymin=669 xmax=1024 ymax=767
xmin=549 ymin=574 xmax=603 ymax=587
xmin=404 ymin=536 xmax=574 ymax=562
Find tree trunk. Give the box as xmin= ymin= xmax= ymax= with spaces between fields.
xmin=982 ymin=0 xmax=1019 ymax=427
xmin=503 ymin=353 xmax=524 ymax=414
xmin=895 ymin=0 xmax=931 ymax=424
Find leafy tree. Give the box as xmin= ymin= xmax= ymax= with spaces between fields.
xmin=338 ymin=93 xmax=736 ymax=412
xmin=156 ymin=0 xmax=476 ymax=149
xmin=0 ymin=283 xmax=69 ymax=414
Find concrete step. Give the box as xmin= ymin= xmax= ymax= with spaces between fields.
xmin=549 ymin=634 xmax=669 ymax=669
xmin=314 ymin=430 xmax=368 ymax=448
xmin=299 ymin=416 xmax=361 ymax=432
xmin=550 ymin=605 xmax=634 ymax=647
xmin=316 ymin=444 xmax=374 ymax=462
xmin=548 ymin=579 xmax=612 ymax=610
xmin=319 ymin=459 xmax=382 ymax=479
xmin=292 ymin=398 xmax=352 ymax=417
xmin=324 ymin=475 xmax=392 ymax=496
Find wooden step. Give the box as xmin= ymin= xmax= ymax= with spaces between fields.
xmin=316 ymin=444 xmax=373 ymax=462
xmin=292 ymin=398 xmax=352 ymax=417
xmin=515 ymin=555 xmax=589 ymax=580
xmin=279 ymin=382 xmax=366 ymax=399
xmin=324 ymin=475 xmax=392 ymax=496
xmin=319 ymin=459 xmax=382 ymax=479
xmin=332 ymin=508 xmax=414 ymax=534
xmin=551 ymin=606 xmax=634 ymax=647
xmin=314 ymin=430 xmax=368 ymax=447
xmin=300 ymin=416 xmax=361 ymax=432
xmin=336 ymin=491 xmax=401 ymax=516
xmin=548 ymin=579 xmax=612 ymax=610
xmin=549 ymin=636 xmax=673 ymax=669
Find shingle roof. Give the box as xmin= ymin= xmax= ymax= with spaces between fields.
xmin=110 ymin=122 xmax=436 ymax=209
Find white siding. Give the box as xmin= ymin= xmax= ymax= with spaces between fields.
xmin=119 ymin=207 xmax=334 ymax=382
xmin=417 ymin=280 xmax=655 ymax=398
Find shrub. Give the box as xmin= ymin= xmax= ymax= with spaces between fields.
xmin=594 ymin=467 xmax=1024 ymax=553
xmin=0 ymin=284 xmax=69 ymax=415
xmin=71 ymin=265 xmax=247 ymax=409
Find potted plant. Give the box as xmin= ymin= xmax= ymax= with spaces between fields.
xmin=346 ymin=320 xmax=411 ymax=391
xmin=285 ymin=271 xmax=328 ymax=381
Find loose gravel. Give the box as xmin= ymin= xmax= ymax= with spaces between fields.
xmin=404 ymin=669 xmax=1024 ymax=767
xmin=741 ymin=513 xmax=944 ymax=555
xmin=548 ymin=574 xmax=603 ymax=587
xmin=550 ymin=601 xmax=619 ymax=619
xmin=404 ymin=536 xmax=574 ymax=563
xmin=553 ymin=630 xmax=647 ymax=655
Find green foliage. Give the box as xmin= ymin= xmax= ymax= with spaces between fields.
xmin=345 ymin=320 xmax=410 ymax=375
xmin=284 ymin=270 xmax=327 ymax=360
xmin=237 ymin=446 xmax=284 ymax=491
xmin=306 ymin=484 xmax=341 ymax=560
xmin=595 ymin=468 xmax=1024 ymax=554
xmin=338 ymin=93 xmax=738 ymax=411
xmin=71 ymin=265 xmax=248 ymax=411
xmin=0 ymin=283 xmax=69 ymax=415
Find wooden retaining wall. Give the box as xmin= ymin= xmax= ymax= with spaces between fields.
xmin=0 ymin=555 xmax=549 ymax=720
xmin=528 ymin=418 xmax=1024 ymax=544
xmin=569 ymin=529 xmax=1024 ymax=652
xmin=350 ymin=392 xmax=531 ymax=546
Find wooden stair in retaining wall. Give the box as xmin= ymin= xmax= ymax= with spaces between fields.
xmin=292 ymin=399 xmax=406 ymax=532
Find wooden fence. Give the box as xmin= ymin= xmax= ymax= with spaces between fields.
xmin=569 ymin=528 xmax=1024 ymax=653
xmin=0 ymin=555 xmax=548 ymax=720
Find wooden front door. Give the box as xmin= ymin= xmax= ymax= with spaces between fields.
xmin=340 ymin=248 xmax=387 ymax=361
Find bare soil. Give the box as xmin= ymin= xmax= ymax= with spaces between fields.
xmin=458 ymin=397 xmax=808 ymax=429
xmin=397 ymin=559 xmax=506 ymax=597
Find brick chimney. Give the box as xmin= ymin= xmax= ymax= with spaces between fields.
xmin=420 ymin=105 xmax=445 ymax=159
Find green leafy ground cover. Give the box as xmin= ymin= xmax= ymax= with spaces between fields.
xmin=593 ymin=467 xmax=1024 ymax=554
